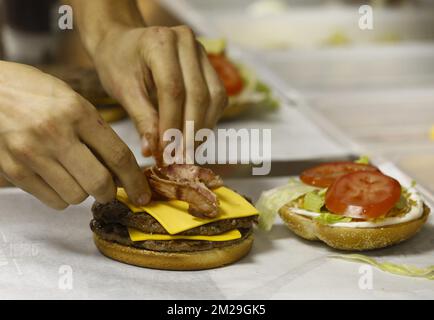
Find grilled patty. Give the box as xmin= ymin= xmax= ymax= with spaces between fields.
xmin=92 ymin=200 xmax=256 ymax=236
xmin=90 ymin=219 xmax=252 ymax=252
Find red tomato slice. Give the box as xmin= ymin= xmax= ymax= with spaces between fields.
xmin=300 ymin=162 xmax=379 ymax=188
xmin=325 ymin=171 xmax=401 ymax=219
xmin=208 ymin=53 xmax=244 ymax=96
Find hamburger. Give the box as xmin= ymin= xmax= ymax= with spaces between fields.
xmin=257 ymin=158 xmax=430 ymax=251
xmin=199 ymin=38 xmax=278 ymax=120
xmin=90 ymin=165 xmax=258 ymax=270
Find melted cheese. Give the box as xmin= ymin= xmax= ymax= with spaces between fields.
xmin=116 ymin=187 xmax=258 ymax=235
xmin=128 ymin=228 xmax=241 ymax=242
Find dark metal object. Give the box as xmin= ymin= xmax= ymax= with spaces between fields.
xmin=3 ymin=0 xmax=57 ymax=33
xmin=201 ymin=155 xmax=358 ymax=178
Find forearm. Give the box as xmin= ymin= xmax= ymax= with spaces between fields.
xmin=67 ymin=0 xmax=145 ymax=57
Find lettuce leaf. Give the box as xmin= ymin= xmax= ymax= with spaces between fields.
xmin=303 ymin=191 xmax=325 ymax=212
xmin=330 ymin=254 xmax=434 ymax=280
xmin=354 ymin=155 xmax=370 ymax=165
xmin=256 ymin=179 xmax=318 ymax=231
xmin=315 ymin=213 xmax=352 ymax=225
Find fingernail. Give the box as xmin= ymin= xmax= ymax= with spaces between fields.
xmin=142 ymin=149 xmax=152 ymax=157
xmin=137 ymin=193 xmax=151 ymax=206
xmin=142 ymin=136 xmax=149 ymax=149
xmin=142 ymin=138 xmax=153 ymax=157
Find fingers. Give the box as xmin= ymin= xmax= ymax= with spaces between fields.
xmin=77 ymin=106 xmax=151 ymax=205
xmin=17 ymin=154 xmax=88 ymax=205
xmin=0 ymin=153 xmax=68 ymax=210
xmin=117 ymin=78 xmax=159 ymax=158
xmin=144 ymin=28 xmax=184 ymax=152
xmin=173 ymin=26 xmax=208 ymax=133
xmin=198 ymin=45 xmax=228 ymax=128
xmin=56 ymin=142 xmax=116 ymax=204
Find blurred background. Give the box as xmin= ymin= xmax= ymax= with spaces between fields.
xmin=0 ymin=0 xmax=433 ymax=194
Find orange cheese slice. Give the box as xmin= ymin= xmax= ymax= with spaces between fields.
xmin=116 ymin=187 xmax=258 ymax=235
xmin=128 ymin=228 xmax=242 ymax=242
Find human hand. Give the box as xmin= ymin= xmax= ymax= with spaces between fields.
xmin=0 ymin=61 xmax=151 ymax=209
xmin=93 ymin=25 xmax=228 ymax=160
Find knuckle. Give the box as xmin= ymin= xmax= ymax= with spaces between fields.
xmin=192 ymin=87 xmax=210 ymax=107
xmin=210 ymin=86 xmax=228 ymax=109
xmin=69 ymin=94 xmax=94 ymax=118
xmin=163 ymin=80 xmax=185 ymax=100
xmin=7 ymin=139 xmax=33 ymax=160
xmin=89 ymin=172 xmax=113 ymax=196
xmin=111 ymin=146 xmax=134 ymax=169
xmin=4 ymin=165 xmax=28 ymax=183
xmin=67 ymin=192 xmax=88 ymax=205
xmin=151 ymin=26 xmax=175 ymax=42
xmin=175 ymin=25 xmax=195 ymax=38
xmin=50 ymin=201 xmax=69 ymax=211
xmin=35 ymin=117 xmax=61 ymax=138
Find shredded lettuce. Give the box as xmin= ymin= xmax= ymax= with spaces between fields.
xmin=232 ymin=64 xmax=279 ymax=112
xmin=330 ymin=254 xmax=434 ymax=280
xmin=303 ymin=191 xmax=324 ymax=213
xmin=354 ymin=155 xmax=370 ymax=165
xmin=256 ymin=81 xmax=271 ymax=94
xmin=315 ymin=213 xmax=352 ymax=225
xmin=324 ymin=30 xmax=351 ymax=46
xmin=256 ymin=179 xmax=318 ymax=231
xmin=395 ymin=190 xmax=408 ymax=210
xmin=255 ymin=81 xmax=279 ymax=111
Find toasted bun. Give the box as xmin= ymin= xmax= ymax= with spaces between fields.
xmin=96 ymin=104 xmax=127 ymax=123
xmin=93 ymin=233 xmax=254 ymax=270
xmin=220 ymin=103 xmax=250 ymax=120
xmin=279 ymin=204 xmax=430 ymax=251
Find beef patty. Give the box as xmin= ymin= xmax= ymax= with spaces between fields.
xmin=92 ymin=200 xmax=257 ymax=236
xmin=90 ymin=219 xmax=253 ymax=252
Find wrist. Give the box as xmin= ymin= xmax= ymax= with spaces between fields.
xmin=74 ymin=2 xmax=145 ymax=58
xmin=82 ymin=23 xmax=131 ymax=58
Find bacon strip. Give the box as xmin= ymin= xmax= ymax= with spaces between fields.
xmin=158 ymin=164 xmax=223 ymax=189
xmin=145 ymin=165 xmax=223 ymax=218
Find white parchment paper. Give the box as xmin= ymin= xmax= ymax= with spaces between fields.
xmin=0 ymin=165 xmax=432 ymax=299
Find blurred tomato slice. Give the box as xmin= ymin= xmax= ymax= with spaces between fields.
xmin=208 ymin=53 xmax=244 ymax=96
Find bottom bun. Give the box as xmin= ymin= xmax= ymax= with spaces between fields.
xmin=279 ymin=204 xmax=430 ymax=251
xmin=93 ymin=233 xmax=254 ymax=270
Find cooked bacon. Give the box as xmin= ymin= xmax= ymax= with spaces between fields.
xmin=158 ymin=164 xmax=223 ymax=189
xmin=144 ymin=165 xmax=222 ymax=218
